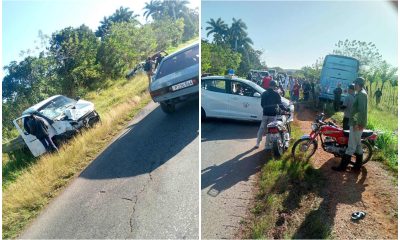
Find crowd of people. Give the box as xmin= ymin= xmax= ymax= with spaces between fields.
xmin=247 ymin=71 xmax=321 ymax=108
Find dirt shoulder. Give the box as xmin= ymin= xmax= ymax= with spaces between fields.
xmin=295 ymin=106 xmax=398 ymax=239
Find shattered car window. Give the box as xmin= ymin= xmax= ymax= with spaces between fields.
xmin=38 ymin=96 xmax=76 ymax=119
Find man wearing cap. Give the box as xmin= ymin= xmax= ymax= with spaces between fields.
xmin=341 ymin=84 xmax=356 ymax=130
xmin=332 ymin=77 xmax=368 ymax=171
xmin=256 ymin=80 xmax=290 ymax=149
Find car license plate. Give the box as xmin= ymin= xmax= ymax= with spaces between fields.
xmin=171 ymin=80 xmax=194 ymax=91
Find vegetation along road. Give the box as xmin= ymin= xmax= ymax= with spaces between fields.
xmin=21 ymin=100 xmax=199 ymax=239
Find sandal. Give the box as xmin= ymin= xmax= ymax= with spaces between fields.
xmin=351 ymin=211 xmax=366 ymax=221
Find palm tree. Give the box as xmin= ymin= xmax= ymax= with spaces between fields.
xmin=112 ymin=6 xmax=138 ymax=22
xmin=95 ymin=7 xmax=139 ymax=38
xmin=228 ymin=18 xmax=253 ymax=51
xmin=205 ymin=18 xmax=228 ymax=44
xmin=162 ymin=0 xmax=189 ymax=20
xmin=143 ymin=0 xmax=163 ymax=21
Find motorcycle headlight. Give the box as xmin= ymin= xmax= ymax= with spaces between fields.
xmin=311 ymin=123 xmax=318 ymax=131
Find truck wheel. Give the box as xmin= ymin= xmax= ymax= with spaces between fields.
xmin=160 ymin=102 xmax=175 ymax=113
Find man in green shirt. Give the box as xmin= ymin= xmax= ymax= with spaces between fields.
xmin=332 ymin=77 xmax=368 ymax=171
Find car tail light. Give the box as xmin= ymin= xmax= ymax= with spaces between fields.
xmin=267 ymin=127 xmax=279 ymax=134
xmin=150 ymin=88 xmax=168 ymax=98
xmin=192 ymin=77 xmax=199 ymax=85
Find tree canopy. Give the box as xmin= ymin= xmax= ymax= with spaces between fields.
xmin=204 ymin=17 xmax=262 ymax=76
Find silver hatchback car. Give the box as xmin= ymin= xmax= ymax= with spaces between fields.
xmin=149 ymin=43 xmax=199 ymax=113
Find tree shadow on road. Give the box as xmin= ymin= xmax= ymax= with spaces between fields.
xmin=201 ymin=148 xmax=267 ymax=197
xmin=80 ymin=99 xmax=198 ymax=180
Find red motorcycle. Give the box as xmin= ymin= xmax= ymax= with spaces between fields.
xmin=292 ymin=113 xmax=378 ymax=165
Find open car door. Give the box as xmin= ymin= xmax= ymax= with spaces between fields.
xmin=13 ymin=116 xmax=46 ymax=157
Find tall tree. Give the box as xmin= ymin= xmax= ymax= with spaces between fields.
xmin=97 ymin=22 xmax=158 ymax=78
xmin=50 ymin=25 xmax=101 ymax=96
xmin=228 ymin=18 xmax=253 ymax=51
xmin=143 ymin=0 xmax=163 ymax=20
xmin=205 ymin=18 xmax=228 ymax=44
xmin=95 ymin=6 xmax=139 ymax=38
xmin=378 ymin=61 xmax=397 ymax=93
xmin=333 ymin=39 xmax=383 ymax=68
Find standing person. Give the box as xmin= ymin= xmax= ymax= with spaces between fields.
xmin=292 ymin=79 xmax=300 ymax=102
xmin=374 ymin=88 xmax=382 ymax=105
xmin=144 ymin=57 xmax=153 ymax=84
xmin=288 ymin=76 xmax=294 ymax=100
xmin=341 ymin=84 xmax=356 ymax=130
xmin=333 ymin=83 xmax=342 ymax=111
xmin=303 ymin=80 xmax=311 ymax=102
xmin=314 ymin=82 xmax=321 ymax=108
xmin=246 ymin=72 xmax=252 ymax=81
xmin=310 ymin=80 xmax=315 ymax=101
xmin=25 ymin=114 xmax=58 ymax=153
xmin=154 ymin=50 xmax=167 ymax=69
xmin=332 ymin=77 xmax=368 ymax=171
xmin=255 ymin=80 xmax=290 ymax=149
xmin=261 ymin=72 xmax=272 ymax=89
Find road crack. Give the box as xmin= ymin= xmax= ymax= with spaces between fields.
xmin=128 ymin=172 xmax=154 ymax=233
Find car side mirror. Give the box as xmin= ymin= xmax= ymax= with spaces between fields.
xmin=253 ymin=92 xmax=261 ymax=98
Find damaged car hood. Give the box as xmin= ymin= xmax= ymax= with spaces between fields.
xmin=64 ymin=100 xmax=95 ymax=121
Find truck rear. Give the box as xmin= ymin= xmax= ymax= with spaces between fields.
xmin=319 ymin=55 xmax=359 ymax=102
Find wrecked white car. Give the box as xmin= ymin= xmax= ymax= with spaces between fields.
xmin=13 ymin=95 xmax=100 ymax=157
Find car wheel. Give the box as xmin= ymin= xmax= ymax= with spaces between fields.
xmin=160 ymin=102 xmax=175 ymax=113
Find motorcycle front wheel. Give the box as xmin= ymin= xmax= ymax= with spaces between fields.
xmin=292 ymin=138 xmax=318 ymax=161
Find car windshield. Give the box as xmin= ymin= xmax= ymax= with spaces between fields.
xmin=259 ymin=72 xmax=269 ymax=77
xmin=155 ymin=45 xmax=199 ymax=80
xmin=243 ymin=79 xmax=266 ymax=94
xmin=38 ymin=96 xmax=76 ymax=119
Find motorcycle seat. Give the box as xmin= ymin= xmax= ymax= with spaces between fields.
xmin=343 ymin=129 xmax=374 ymax=138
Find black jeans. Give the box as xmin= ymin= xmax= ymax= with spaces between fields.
xmin=343 ymin=117 xmax=350 ymax=131
xmin=38 ymin=136 xmax=58 ymax=152
xmin=334 ymin=99 xmax=341 ymax=111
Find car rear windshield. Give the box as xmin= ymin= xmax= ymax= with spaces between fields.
xmin=155 ymin=45 xmax=199 ymax=80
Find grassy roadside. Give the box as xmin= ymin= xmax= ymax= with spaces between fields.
xmin=2 ymin=39 xmax=198 ymax=239
xmin=247 ymin=123 xmax=330 ymax=239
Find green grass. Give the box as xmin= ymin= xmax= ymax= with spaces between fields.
xmin=248 ymin=123 xmax=330 ymax=239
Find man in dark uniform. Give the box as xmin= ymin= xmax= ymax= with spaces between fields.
xmin=25 ymin=114 xmax=58 ymax=152
xmin=333 ymin=83 xmax=342 ymax=111
xmin=255 ymin=80 xmax=290 ymax=149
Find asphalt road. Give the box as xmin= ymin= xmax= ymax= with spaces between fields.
xmin=21 ymin=100 xmax=199 ymax=239
xmin=201 ymin=118 xmax=267 ymax=239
